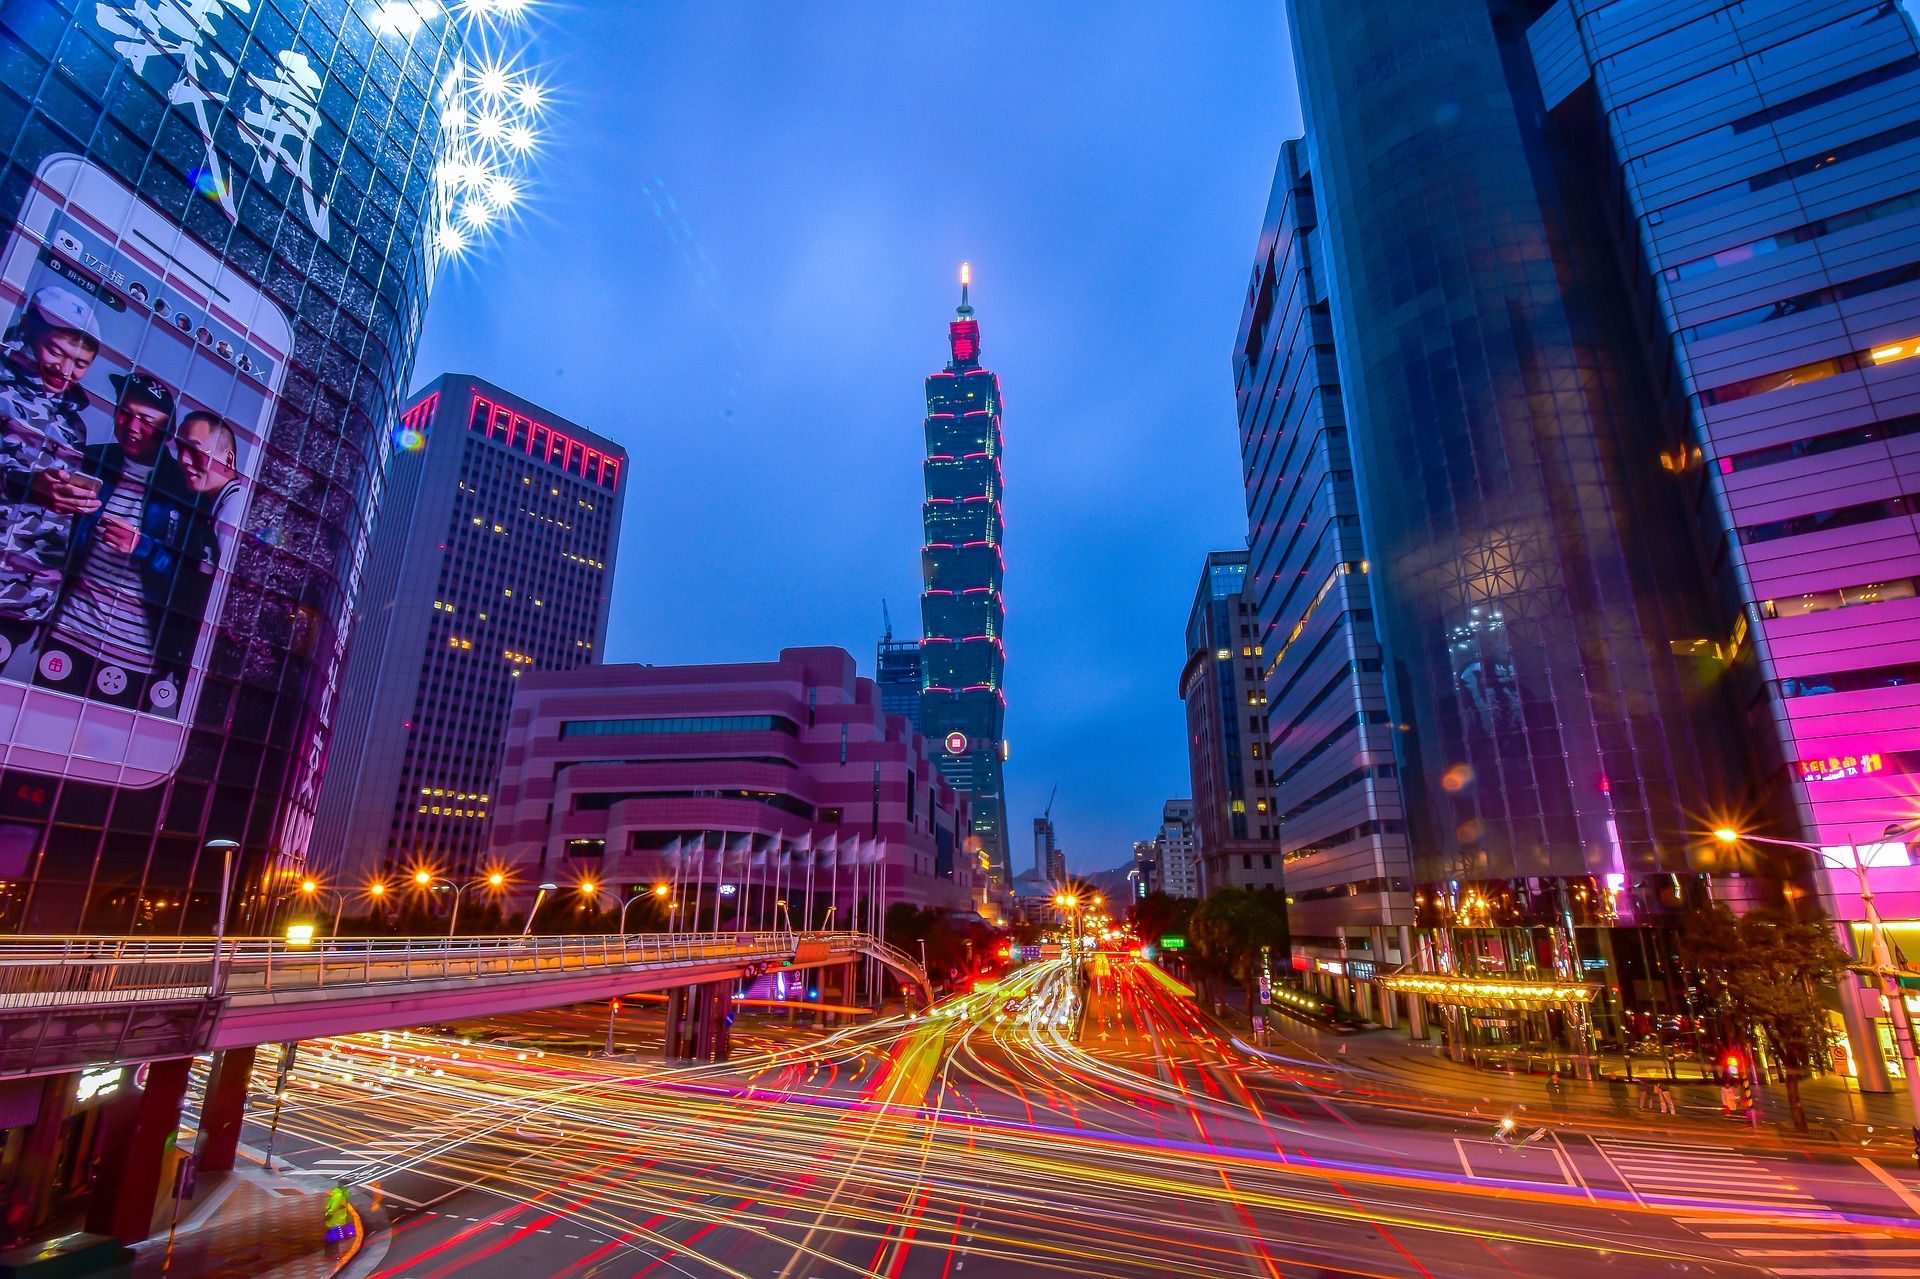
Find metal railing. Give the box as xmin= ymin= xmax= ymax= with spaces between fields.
xmin=0 ymin=930 xmax=890 ymax=1009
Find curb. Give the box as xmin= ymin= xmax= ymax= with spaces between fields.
xmin=1185 ymin=995 xmax=1904 ymax=1160
xmin=332 ymin=1196 xmax=393 ymax=1279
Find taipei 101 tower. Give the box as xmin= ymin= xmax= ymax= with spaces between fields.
xmin=919 ymin=265 xmax=1011 ymax=888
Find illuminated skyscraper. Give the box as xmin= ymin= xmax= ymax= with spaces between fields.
xmin=920 ymin=266 xmax=1011 ymax=886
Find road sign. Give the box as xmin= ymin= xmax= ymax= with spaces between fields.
xmin=1160 ymin=935 xmax=1186 ymax=950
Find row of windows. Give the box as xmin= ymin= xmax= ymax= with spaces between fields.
xmin=1738 ymin=491 xmax=1917 ymax=545
xmin=1699 ymin=331 xmax=1920 ymax=408
xmin=1778 ymin=661 xmax=1920 ymax=698
xmin=1666 ymin=186 xmax=1920 ymax=285
xmin=1762 ymin=576 xmax=1917 ymax=619
xmin=1283 ymin=818 xmax=1406 ymax=861
xmin=1678 ymin=259 xmax=1920 ymax=346
xmin=559 ymin=716 xmax=801 ymax=739
xmin=1721 ymin=410 xmax=1920 ymax=474
xmin=1290 ymin=877 xmax=1412 ymax=904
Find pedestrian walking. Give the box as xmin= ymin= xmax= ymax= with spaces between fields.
xmin=1655 ymin=1083 xmax=1675 ymax=1114
xmin=1637 ymin=1079 xmax=1655 ymax=1110
xmin=1719 ymin=1080 xmax=1738 ymax=1116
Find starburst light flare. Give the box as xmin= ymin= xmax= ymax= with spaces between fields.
xmin=366 ymin=0 xmax=551 ymax=274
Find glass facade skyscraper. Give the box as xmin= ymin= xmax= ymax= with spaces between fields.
xmin=1237 ymin=139 xmax=1413 ymax=953
xmin=0 ymin=0 xmax=458 ymax=936
xmin=1285 ymin=0 xmax=1753 ymax=921
xmin=919 ymin=271 xmax=1010 ymax=886
xmin=1525 ymin=0 xmax=1920 ymax=1084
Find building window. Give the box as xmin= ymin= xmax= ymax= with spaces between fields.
xmin=1242 ymin=854 xmax=1253 ymax=870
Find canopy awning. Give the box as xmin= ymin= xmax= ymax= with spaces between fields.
xmin=1376 ymin=973 xmax=1600 ymax=1011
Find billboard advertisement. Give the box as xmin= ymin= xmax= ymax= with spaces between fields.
xmin=0 ymin=155 xmax=290 ymax=787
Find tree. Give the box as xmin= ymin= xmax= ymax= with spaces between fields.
xmin=1131 ymin=892 xmax=1195 ymax=948
xmin=1190 ymin=888 xmax=1287 ymax=1012
xmin=1678 ymin=905 xmax=1848 ymax=1131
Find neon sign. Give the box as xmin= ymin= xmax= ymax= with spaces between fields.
xmin=1799 ymin=752 xmax=1885 ymax=783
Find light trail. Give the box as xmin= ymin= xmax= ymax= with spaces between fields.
xmin=246 ymin=956 xmax=1915 ymax=1278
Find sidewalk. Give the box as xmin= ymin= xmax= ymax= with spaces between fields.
xmin=1199 ymin=986 xmax=1919 ymax=1157
xmin=128 ymin=1166 xmax=360 ymax=1279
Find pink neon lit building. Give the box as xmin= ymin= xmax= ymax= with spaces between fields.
xmin=487 ymin=647 xmax=983 ymax=926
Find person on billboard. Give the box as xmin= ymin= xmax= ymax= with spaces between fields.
xmin=37 ymin=370 xmax=178 ymax=707
xmin=0 ymin=286 xmax=102 ymax=656
xmin=145 ymin=410 xmax=236 ymax=671
xmin=171 ymin=410 xmax=243 ymax=557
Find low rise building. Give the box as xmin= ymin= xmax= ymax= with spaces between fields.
xmin=488 ymin=647 xmax=980 ymax=926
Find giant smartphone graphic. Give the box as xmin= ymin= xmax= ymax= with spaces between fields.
xmin=0 ymin=154 xmax=292 ymax=787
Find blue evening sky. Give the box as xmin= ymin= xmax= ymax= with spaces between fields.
xmin=411 ymin=4 xmax=1302 ymax=874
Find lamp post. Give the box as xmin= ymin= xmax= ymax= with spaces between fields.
xmin=775 ymin=899 xmax=793 ymax=936
xmin=523 ymin=882 xmax=560 ymax=936
xmin=1716 ymin=825 xmax=1920 ymax=1162
xmin=205 ymin=839 xmax=239 ymax=997
xmin=417 ymin=871 xmax=507 ymax=938
xmin=617 ymin=886 xmax=663 ymax=961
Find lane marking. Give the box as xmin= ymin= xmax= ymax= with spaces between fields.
xmin=1860 ymin=1157 xmax=1920 ymax=1219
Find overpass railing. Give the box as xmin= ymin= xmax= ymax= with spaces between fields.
xmin=0 ymin=930 xmax=863 ymax=1009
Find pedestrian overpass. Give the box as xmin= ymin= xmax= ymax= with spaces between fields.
xmin=0 ymin=929 xmax=931 ymax=1080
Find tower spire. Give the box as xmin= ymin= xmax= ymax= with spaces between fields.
xmin=947 ymin=263 xmax=981 ymax=369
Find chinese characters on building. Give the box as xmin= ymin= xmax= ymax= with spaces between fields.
xmin=92 ymin=0 xmax=333 ymax=241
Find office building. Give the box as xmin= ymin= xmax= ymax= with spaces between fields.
xmin=920 ymin=267 xmax=1012 ymax=886
xmin=487 ymin=647 xmax=979 ymax=923
xmin=876 ymin=627 xmax=923 ymax=734
xmin=1130 ymin=840 xmax=1157 ymax=901
xmin=1180 ymin=551 xmax=1284 ymax=895
xmin=1152 ymin=800 xmax=1199 ymax=899
xmin=1033 ymin=814 xmax=1065 ymax=884
xmin=1234 ymin=140 xmax=1415 ymax=983
xmin=312 ymin=375 xmax=624 ymax=884
xmin=1524 ymin=0 xmax=1920 ymax=1085
xmin=1267 ymin=0 xmax=1920 ymax=1052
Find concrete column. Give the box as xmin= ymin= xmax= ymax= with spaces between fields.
xmin=711 ymin=983 xmax=735 ymax=1062
xmin=195 ymin=1046 xmax=256 ymax=1173
xmin=3 ymin=1072 xmax=75 ymax=1243
xmin=1370 ymin=927 xmax=1396 ymax=1029
xmin=86 ymin=1057 xmax=191 ymax=1244
xmin=663 ymin=986 xmax=687 ymax=1061
xmin=1839 ymin=970 xmax=1893 ymax=1093
xmin=1406 ymin=993 xmax=1427 ymax=1040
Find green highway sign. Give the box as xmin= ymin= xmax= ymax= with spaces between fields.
xmin=1160 ymin=935 xmax=1186 ymax=950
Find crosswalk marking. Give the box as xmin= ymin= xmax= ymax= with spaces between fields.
xmin=1604 ymin=1138 xmax=1915 ymax=1278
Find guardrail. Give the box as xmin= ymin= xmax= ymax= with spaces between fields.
xmin=0 ymin=929 xmax=932 ymax=1009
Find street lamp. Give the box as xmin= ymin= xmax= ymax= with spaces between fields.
xmin=287 ymin=877 xmax=348 ymax=936
xmin=1715 ymin=824 xmax=1920 ymax=1161
xmin=775 ymin=898 xmax=793 ymax=935
xmin=523 ymin=882 xmax=560 ymax=936
xmin=205 ymin=839 xmax=239 ymax=997
xmin=418 ymin=871 xmax=508 ymax=937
